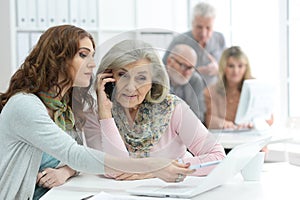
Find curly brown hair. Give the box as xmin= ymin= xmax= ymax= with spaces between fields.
xmin=0 ymin=25 xmax=95 ymax=130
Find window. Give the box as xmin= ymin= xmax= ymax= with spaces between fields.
xmin=189 ymin=0 xmax=283 ymax=124
xmin=288 ymin=0 xmax=300 ymax=118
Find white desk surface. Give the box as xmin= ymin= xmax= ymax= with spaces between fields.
xmin=210 ymin=127 xmax=294 ymax=149
xmin=41 ymin=162 xmax=299 ymax=200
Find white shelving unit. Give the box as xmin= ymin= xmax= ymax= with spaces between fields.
xmin=0 ymin=0 xmax=188 ymax=92
xmin=15 ymin=0 xmax=100 ymax=71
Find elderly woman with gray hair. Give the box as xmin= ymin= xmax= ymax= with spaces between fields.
xmin=84 ymin=40 xmax=225 ymax=181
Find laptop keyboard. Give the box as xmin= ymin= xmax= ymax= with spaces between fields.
xmin=220 ymin=128 xmax=252 ymax=133
xmin=159 ymin=185 xmax=194 ymax=193
xmin=209 ymin=128 xmax=265 ymax=135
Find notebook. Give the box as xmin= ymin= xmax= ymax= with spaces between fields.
xmin=126 ymin=136 xmax=271 ymax=198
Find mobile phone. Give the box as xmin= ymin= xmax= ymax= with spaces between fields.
xmin=104 ymin=82 xmax=115 ymax=100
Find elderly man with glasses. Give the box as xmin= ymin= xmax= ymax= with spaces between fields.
xmin=165 ymin=44 xmax=206 ymax=123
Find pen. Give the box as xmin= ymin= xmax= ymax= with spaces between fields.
xmin=80 ymin=195 xmax=94 ymax=200
xmin=189 ymin=160 xmax=221 ymax=170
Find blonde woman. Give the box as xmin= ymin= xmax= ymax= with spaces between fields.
xmin=204 ymin=46 xmax=274 ymax=129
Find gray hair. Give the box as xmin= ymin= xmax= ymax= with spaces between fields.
xmin=192 ymin=2 xmax=216 ymax=19
xmin=97 ymin=39 xmax=170 ymax=103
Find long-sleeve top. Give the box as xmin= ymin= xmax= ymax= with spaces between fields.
xmin=204 ymin=85 xmax=274 ymax=129
xmin=84 ymin=100 xmax=225 ymax=176
xmin=0 ymin=93 xmax=106 ymax=200
xmin=204 ymin=85 xmax=237 ymax=128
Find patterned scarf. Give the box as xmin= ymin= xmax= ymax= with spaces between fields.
xmin=112 ymin=94 xmax=181 ymax=158
xmin=39 ymin=92 xmax=75 ymax=131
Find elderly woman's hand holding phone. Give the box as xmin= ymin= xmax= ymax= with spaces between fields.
xmin=96 ymin=70 xmax=115 ymax=120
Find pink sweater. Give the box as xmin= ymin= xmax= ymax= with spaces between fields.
xmin=84 ymin=101 xmax=225 ymax=176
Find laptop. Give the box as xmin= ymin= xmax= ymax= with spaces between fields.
xmin=209 ymin=127 xmax=256 ymax=134
xmin=208 ymin=123 xmax=270 ymax=135
xmin=127 ymin=136 xmax=271 ymax=198
xmin=209 ymin=80 xmax=275 ymax=135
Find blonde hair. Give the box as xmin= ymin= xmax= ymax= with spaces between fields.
xmin=216 ymin=46 xmax=253 ymax=95
xmin=97 ymin=40 xmax=170 ymax=103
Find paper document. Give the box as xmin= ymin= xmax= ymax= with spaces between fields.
xmin=86 ymin=191 xmax=190 ymax=200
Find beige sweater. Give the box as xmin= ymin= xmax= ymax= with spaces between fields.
xmin=204 ymin=84 xmax=274 ymax=128
xmin=204 ymin=85 xmax=240 ymax=129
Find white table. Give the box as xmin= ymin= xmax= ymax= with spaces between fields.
xmin=210 ymin=127 xmax=294 ymax=149
xmin=41 ymin=162 xmax=300 ymax=200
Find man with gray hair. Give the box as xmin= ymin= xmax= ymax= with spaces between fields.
xmin=163 ymin=2 xmax=226 ymax=86
xmin=166 ymin=44 xmax=206 ymax=123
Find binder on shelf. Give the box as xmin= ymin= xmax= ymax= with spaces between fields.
xmin=47 ymin=0 xmax=57 ymax=27
xmin=16 ymin=0 xmax=28 ymax=28
xmin=79 ymin=1 xmax=88 ymax=28
xmin=56 ymin=0 xmax=69 ymax=25
xmin=37 ymin=0 xmax=48 ymax=28
xmin=70 ymin=0 xmax=80 ymax=26
xmin=87 ymin=0 xmax=98 ymax=28
xmin=27 ymin=0 xmax=37 ymax=28
xmin=139 ymin=31 xmax=174 ymax=49
xmin=30 ymin=32 xmax=42 ymax=50
xmin=17 ymin=33 xmax=30 ymax=69
xmin=99 ymin=0 xmax=135 ymax=30
xmin=164 ymin=33 xmax=174 ymax=48
xmin=136 ymin=0 xmax=173 ymax=30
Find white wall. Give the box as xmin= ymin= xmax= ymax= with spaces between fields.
xmin=0 ymin=0 xmax=15 ymax=92
xmin=0 ymin=0 xmax=293 ymax=124
xmin=230 ymin=0 xmax=285 ymax=124
xmin=288 ymin=0 xmax=300 ymax=117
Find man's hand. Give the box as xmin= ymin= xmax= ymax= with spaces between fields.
xmin=197 ymin=53 xmax=218 ymax=76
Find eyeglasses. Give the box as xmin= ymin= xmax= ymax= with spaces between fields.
xmin=171 ymin=57 xmax=194 ymax=71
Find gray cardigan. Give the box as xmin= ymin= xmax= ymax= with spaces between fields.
xmin=0 ymin=93 xmax=105 ymax=200
xmin=170 ymin=72 xmax=206 ymax=123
